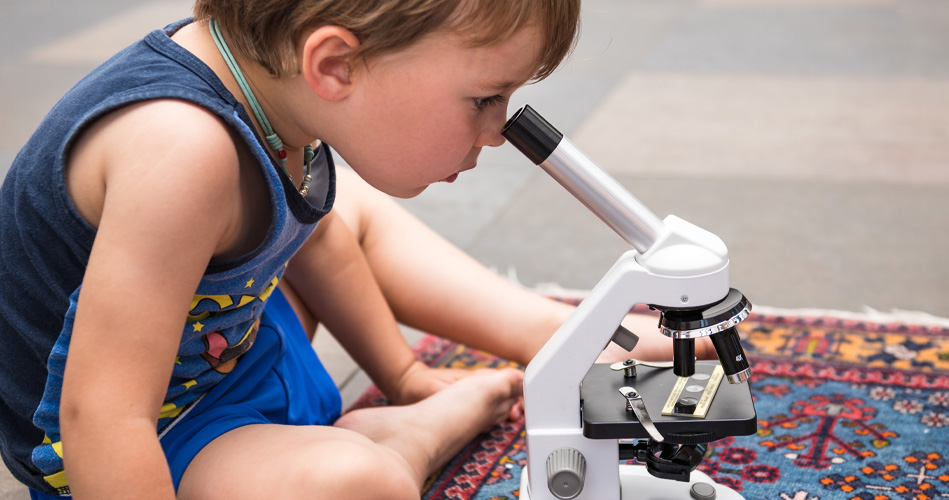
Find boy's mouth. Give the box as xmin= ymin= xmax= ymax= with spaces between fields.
xmin=441 ymin=163 xmax=476 ymax=184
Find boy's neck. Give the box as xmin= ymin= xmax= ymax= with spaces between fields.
xmin=171 ymin=20 xmax=317 ymax=162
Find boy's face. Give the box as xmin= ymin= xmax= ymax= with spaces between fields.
xmin=335 ymin=25 xmax=544 ymax=198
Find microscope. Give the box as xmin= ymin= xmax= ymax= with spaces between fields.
xmin=502 ymin=106 xmax=757 ymax=500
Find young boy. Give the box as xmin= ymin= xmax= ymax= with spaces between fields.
xmin=0 ymin=1 xmax=712 ymax=498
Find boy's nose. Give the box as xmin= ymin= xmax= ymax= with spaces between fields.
xmin=476 ymin=115 xmax=507 ymax=148
xmin=478 ymin=129 xmax=506 ymax=148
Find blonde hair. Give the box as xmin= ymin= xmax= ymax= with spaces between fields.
xmin=193 ymin=0 xmax=580 ymax=80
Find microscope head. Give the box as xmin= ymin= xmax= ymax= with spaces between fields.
xmin=657 ymin=288 xmax=753 ymax=384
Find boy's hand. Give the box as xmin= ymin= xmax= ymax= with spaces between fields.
xmin=390 ymin=361 xmax=472 ymax=405
xmin=595 ymin=313 xmax=718 ymax=364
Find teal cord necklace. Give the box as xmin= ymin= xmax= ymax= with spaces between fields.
xmin=209 ymin=18 xmax=314 ymax=196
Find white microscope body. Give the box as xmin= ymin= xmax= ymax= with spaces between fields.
xmin=502 ymin=106 xmax=755 ymax=500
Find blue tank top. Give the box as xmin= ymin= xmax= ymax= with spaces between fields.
xmin=0 ymin=19 xmax=335 ymax=495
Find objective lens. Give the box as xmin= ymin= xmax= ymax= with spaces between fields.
xmin=673 ymin=338 xmax=695 ymax=378
xmin=710 ymin=327 xmax=751 ymax=384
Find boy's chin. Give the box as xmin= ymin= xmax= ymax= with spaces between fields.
xmin=353 ymin=172 xmax=428 ymax=199
xmin=385 ymin=184 xmax=429 ymax=199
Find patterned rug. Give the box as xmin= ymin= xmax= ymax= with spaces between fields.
xmin=351 ymin=307 xmax=949 ymax=500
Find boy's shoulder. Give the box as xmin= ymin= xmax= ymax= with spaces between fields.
xmin=68 ymin=98 xmax=245 ymax=230
xmin=84 ymin=98 xmax=236 ymax=171
xmin=83 ymin=98 xmax=239 ymax=179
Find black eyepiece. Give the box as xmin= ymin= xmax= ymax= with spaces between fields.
xmin=501 ymin=105 xmax=563 ymax=165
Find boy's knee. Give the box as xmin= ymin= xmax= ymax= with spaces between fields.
xmin=293 ymin=438 xmax=420 ymax=500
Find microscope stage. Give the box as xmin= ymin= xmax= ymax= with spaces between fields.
xmin=580 ymin=361 xmax=757 ymax=441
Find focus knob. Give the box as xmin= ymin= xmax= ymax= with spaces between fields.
xmin=546 ymin=447 xmax=586 ymax=499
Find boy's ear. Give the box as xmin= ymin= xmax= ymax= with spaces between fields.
xmin=300 ymin=26 xmax=360 ymax=101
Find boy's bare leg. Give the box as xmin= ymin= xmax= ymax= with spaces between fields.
xmin=331 ymin=167 xmax=715 ymax=365
xmin=176 ymin=368 xmax=523 ymax=500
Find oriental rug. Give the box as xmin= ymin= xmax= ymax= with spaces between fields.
xmin=350 ymin=307 xmax=949 ymax=500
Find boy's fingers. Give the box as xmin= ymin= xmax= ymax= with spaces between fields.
xmin=507 ymin=400 xmax=524 ymax=421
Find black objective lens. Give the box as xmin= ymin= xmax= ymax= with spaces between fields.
xmin=673 ymin=338 xmax=695 ymax=378
xmin=710 ymin=327 xmax=751 ymax=384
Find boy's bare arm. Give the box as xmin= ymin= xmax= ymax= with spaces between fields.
xmin=284 ymin=211 xmax=447 ymax=404
xmin=60 ymin=100 xmax=241 ymax=499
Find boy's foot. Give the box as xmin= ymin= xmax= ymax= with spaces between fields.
xmin=334 ymin=368 xmax=524 ymax=484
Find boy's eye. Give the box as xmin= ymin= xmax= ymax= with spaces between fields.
xmin=473 ymin=94 xmax=508 ymax=111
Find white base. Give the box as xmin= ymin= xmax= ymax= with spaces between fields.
xmin=519 ymin=463 xmax=744 ymax=500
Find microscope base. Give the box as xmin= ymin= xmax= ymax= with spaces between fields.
xmin=519 ymin=464 xmax=744 ymax=500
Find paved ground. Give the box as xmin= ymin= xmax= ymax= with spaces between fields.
xmin=2 ymin=0 xmax=948 ymax=497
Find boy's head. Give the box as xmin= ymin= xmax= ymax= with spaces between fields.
xmin=193 ymin=0 xmax=580 ymax=81
xmin=194 ymin=0 xmax=580 ymax=198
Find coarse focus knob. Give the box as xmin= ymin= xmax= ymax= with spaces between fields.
xmin=546 ymin=447 xmax=586 ymax=499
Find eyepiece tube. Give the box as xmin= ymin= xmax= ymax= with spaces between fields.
xmin=502 ymin=105 xmax=664 ymax=254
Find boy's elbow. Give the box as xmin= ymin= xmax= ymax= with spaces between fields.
xmin=59 ymin=390 xmax=93 ymax=420
xmin=59 ymin=387 xmax=157 ymax=442
xmin=59 ymin=393 xmax=104 ymax=441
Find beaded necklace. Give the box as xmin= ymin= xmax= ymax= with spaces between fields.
xmin=209 ymin=18 xmax=313 ymax=196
